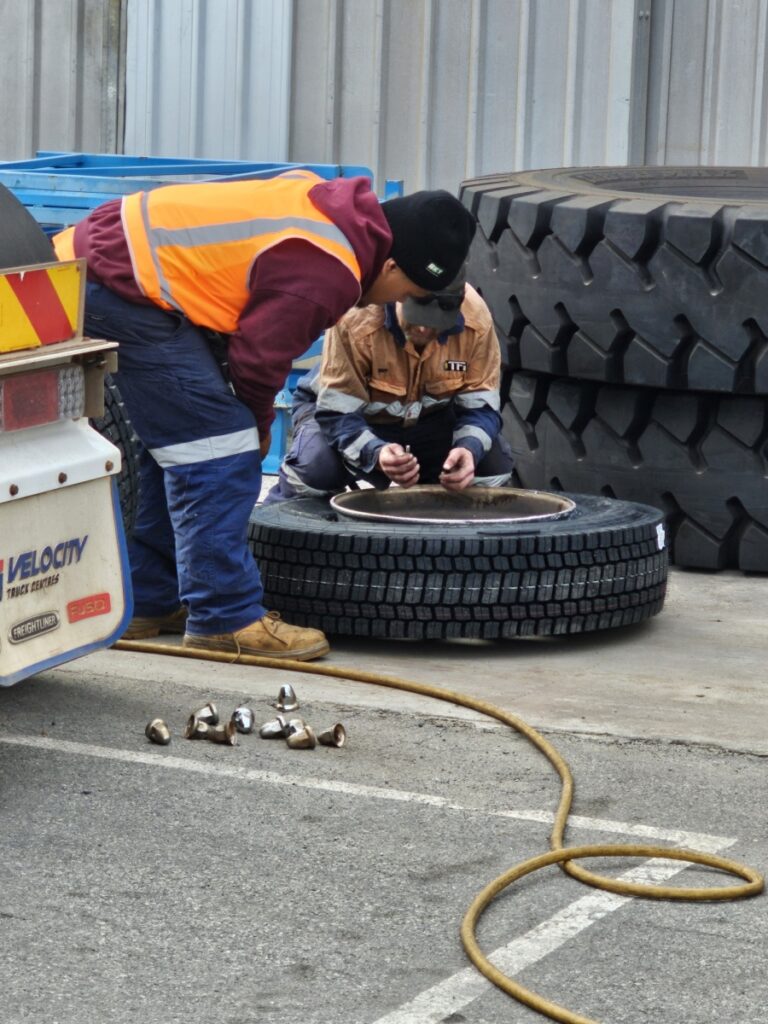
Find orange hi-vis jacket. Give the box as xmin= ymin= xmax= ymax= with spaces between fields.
xmin=54 ymin=171 xmax=362 ymax=333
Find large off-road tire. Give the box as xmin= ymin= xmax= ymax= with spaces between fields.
xmin=461 ymin=167 xmax=768 ymax=394
xmin=248 ymin=495 xmax=668 ymax=641
xmin=504 ymin=371 xmax=768 ymax=572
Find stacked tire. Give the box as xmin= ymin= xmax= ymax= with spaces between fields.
xmin=461 ymin=167 xmax=768 ymax=571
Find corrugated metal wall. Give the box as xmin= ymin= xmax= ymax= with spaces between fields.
xmin=123 ymin=0 xmax=292 ymax=160
xmin=645 ymin=0 xmax=768 ymax=165
xmin=0 ymin=0 xmax=124 ymax=160
xmin=3 ymin=1 xmax=768 ymax=194
xmin=289 ymin=0 xmax=651 ymax=191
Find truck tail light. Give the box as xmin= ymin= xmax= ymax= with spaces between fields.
xmin=0 ymin=365 xmax=86 ymax=433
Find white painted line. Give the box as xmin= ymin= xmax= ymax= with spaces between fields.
xmin=500 ymin=809 xmax=731 ymax=851
xmin=0 ymin=735 xmax=731 ymax=848
xmin=369 ymin=842 xmax=736 ymax=1024
xmin=0 ymin=734 xmax=738 ymax=1024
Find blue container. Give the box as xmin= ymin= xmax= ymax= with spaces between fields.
xmin=0 ymin=151 xmax=389 ymax=229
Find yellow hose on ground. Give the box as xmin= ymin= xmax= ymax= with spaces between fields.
xmin=116 ymin=639 xmax=764 ymax=1024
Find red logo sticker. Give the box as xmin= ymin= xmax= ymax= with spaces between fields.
xmin=67 ymin=592 xmax=112 ymax=623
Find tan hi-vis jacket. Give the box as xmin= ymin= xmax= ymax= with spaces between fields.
xmin=316 ymin=283 xmax=502 ymax=469
xmin=320 ymin=283 xmax=500 ymax=417
xmin=54 ymin=171 xmax=362 ymax=334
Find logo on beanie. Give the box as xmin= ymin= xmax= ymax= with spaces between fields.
xmin=426 ymin=262 xmax=444 ymax=277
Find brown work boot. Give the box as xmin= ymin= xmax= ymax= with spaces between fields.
xmin=122 ymin=606 xmax=188 ymax=640
xmin=182 ymin=611 xmax=329 ymax=662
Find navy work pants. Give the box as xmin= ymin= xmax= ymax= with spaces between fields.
xmin=84 ymin=282 xmax=266 ymax=635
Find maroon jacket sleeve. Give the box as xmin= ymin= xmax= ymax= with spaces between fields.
xmin=227 ymin=240 xmax=361 ymax=439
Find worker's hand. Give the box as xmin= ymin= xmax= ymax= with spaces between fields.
xmin=439 ymin=447 xmax=475 ymax=492
xmin=259 ymin=432 xmax=272 ymax=459
xmin=378 ymin=443 xmax=420 ymax=487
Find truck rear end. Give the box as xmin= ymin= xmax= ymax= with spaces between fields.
xmin=0 ymin=257 xmax=132 ymax=686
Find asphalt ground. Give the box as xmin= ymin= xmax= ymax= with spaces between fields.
xmin=0 ymin=561 xmax=766 ymax=1024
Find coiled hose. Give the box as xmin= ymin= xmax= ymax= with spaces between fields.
xmin=116 ymin=639 xmax=764 ymax=1024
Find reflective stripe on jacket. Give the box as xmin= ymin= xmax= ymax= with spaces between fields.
xmin=115 ymin=170 xmax=361 ymax=332
xmin=54 ymin=226 xmax=76 ymax=261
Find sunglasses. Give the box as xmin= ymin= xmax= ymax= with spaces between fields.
xmin=411 ymin=290 xmax=464 ymax=311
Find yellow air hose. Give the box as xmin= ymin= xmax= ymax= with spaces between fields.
xmin=116 ymin=639 xmax=764 ymax=1024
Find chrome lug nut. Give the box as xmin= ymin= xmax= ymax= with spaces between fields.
xmin=259 ymin=714 xmax=289 ymax=739
xmin=283 ymin=717 xmax=307 ymax=737
xmin=232 ymin=705 xmax=255 ymax=734
xmin=191 ymin=701 xmax=219 ymax=725
xmin=145 ymin=719 xmax=171 ymax=745
xmin=317 ymin=723 xmax=347 ymax=748
xmin=286 ymin=725 xmax=317 ymax=750
xmin=272 ymin=684 xmax=299 ymax=713
xmin=184 ymin=714 xmax=209 ymax=740
xmin=207 ymin=721 xmax=238 ymax=746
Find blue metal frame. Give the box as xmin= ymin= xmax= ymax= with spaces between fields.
xmin=0 ymin=151 xmax=386 ymax=228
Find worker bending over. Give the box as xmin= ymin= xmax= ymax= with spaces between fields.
xmin=54 ymin=176 xmax=476 ymax=660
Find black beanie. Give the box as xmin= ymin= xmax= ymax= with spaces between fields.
xmin=380 ymin=190 xmax=476 ymax=291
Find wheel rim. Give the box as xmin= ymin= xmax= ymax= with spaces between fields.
xmin=329 ymin=485 xmax=576 ymax=525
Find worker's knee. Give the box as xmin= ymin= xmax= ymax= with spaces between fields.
xmin=298 ymin=445 xmax=347 ymax=491
xmin=283 ymin=420 xmax=348 ymax=491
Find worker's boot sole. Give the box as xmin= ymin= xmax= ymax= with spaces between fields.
xmin=182 ymin=634 xmax=330 ymax=662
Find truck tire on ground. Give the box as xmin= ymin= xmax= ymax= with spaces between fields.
xmin=504 ymin=371 xmax=768 ymax=572
xmin=90 ymin=376 xmax=140 ymax=538
xmin=461 ymin=167 xmax=768 ymax=394
xmin=248 ymin=495 xmax=668 ymax=640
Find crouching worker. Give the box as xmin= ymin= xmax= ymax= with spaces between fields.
xmin=265 ymin=266 xmax=513 ymax=504
xmin=53 ymin=175 xmax=476 ymax=660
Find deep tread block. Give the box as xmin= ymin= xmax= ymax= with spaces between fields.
xmin=505 ymin=370 xmax=768 ymax=570
xmin=462 ymin=167 xmax=768 ymax=394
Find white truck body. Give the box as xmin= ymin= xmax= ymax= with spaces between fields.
xmin=0 ymin=259 xmax=132 ymax=686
